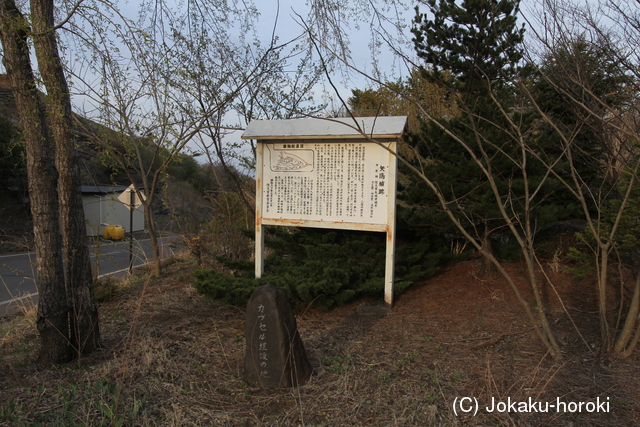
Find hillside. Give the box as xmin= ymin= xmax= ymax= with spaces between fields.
xmin=0 ymin=72 xmax=217 ymax=254
xmin=1 ymin=254 xmax=638 ymax=426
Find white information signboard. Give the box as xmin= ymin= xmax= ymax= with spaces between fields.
xmin=261 ymin=141 xmax=393 ymax=228
xmin=243 ymin=117 xmax=407 ymax=307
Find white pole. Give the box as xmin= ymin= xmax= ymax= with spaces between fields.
xmin=255 ymin=142 xmax=265 ymax=278
xmin=384 ymin=140 xmax=398 ymax=307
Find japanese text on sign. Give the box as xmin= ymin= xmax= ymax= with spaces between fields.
xmin=262 ymin=142 xmax=392 ymax=225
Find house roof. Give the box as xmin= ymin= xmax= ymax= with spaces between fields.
xmin=81 ymin=185 xmax=129 ymax=194
xmin=241 ymin=116 xmax=408 ymax=140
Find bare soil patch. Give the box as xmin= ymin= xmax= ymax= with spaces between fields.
xmin=1 ymin=257 xmax=638 ymax=426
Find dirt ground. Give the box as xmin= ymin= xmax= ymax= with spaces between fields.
xmin=1 ymin=256 xmax=639 ymax=426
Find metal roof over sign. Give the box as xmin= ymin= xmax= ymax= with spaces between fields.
xmin=242 ymin=116 xmax=408 ymax=140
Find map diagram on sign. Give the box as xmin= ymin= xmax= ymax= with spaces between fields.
xmin=268 ymin=146 xmax=314 ymax=172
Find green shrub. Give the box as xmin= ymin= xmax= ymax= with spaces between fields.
xmin=192 ymin=226 xmax=441 ymax=309
xmin=94 ymin=277 xmax=122 ymax=303
xmin=192 ymin=270 xmax=262 ymax=306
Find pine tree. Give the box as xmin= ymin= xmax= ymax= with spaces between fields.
xmin=532 ymin=33 xmax=638 ymax=354
xmin=412 ymin=0 xmax=525 ymax=99
xmin=408 ymin=0 xmax=578 ymax=272
xmin=533 ymin=35 xmax=635 ymax=192
xmin=408 ymin=0 xmax=575 ymax=358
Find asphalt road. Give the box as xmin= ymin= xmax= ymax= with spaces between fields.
xmin=0 ymin=235 xmax=179 ymax=316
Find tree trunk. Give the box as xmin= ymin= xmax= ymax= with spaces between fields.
xmin=0 ymin=0 xmax=72 ymax=363
xmin=613 ymin=272 xmax=640 ymax=355
xmin=30 ymin=0 xmax=101 ymax=355
xmin=142 ymin=201 xmax=162 ymax=277
xmin=598 ymin=247 xmax=611 ymax=351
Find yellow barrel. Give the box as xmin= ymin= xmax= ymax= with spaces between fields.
xmin=103 ymin=225 xmax=125 ymax=240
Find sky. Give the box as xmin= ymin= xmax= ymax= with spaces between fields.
xmin=72 ymin=0 xmax=415 ymax=153
xmin=189 ymin=0 xmax=418 ymax=164
xmin=65 ymin=0 xmax=551 ymax=167
xmin=0 ymin=0 xmax=563 ymax=168
xmin=254 ymin=0 xmax=417 ymax=100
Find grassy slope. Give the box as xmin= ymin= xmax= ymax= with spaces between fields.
xmin=1 ymin=254 xmax=638 ymax=426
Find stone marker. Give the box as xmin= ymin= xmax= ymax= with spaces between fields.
xmin=243 ymin=284 xmax=313 ymax=388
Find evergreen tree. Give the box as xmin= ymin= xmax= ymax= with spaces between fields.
xmin=408 ymin=0 xmax=578 ymax=270
xmin=532 ymin=35 xmax=635 ymax=193
xmin=532 ymin=33 xmax=638 ymax=353
xmin=408 ymin=0 xmax=577 ymax=358
xmin=412 ymin=0 xmax=525 ymax=99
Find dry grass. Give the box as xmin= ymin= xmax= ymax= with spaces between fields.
xmin=1 ymin=256 xmax=638 ymax=426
